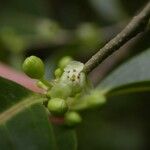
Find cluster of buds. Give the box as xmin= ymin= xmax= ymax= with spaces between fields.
xmin=22 ymin=56 xmax=106 ymax=127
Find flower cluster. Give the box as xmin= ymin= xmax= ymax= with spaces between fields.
xmin=22 ymin=56 xmax=106 ymax=127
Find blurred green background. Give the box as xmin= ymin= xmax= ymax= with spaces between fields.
xmin=0 ymin=0 xmax=150 ymax=149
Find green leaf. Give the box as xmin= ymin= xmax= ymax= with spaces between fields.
xmin=106 ymin=81 xmax=150 ymax=97
xmin=99 ymin=49 xmax=150 ymax=95
xmin=0 ymin=76 xmax=31 ymax=113
xmin=77 ymin=91 xmax=150 ymax=150
xmin=53 ymin=125 xmax=77 ymax=150
xmin=0 ymin=77 xmax=77 ymax=150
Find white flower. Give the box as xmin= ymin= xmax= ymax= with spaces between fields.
xmin=60 ymin=61 xmax=86 ymax=95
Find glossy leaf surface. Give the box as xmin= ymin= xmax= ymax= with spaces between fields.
xmin=0 ymin=77 xmax=77 ymax=150
xmin=99 ymin=49 xmax=150 ymax=95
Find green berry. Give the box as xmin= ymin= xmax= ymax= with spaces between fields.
xmin=50 ymin=82 xmax=72 ymax=99
xmin=22 ymin=56 xmax=44 ymax=79
xmin=58 ymin=56 xmax=73 ymax=69
xmin=64 ymin=111 xmax=82 ymax=127
xmin=48 ymin=98 xmax=68 ymax=116
xmin=54 ymin=68 xmax=63 ymax=78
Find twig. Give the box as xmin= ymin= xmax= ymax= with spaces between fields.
xmin=84 ymin=2 xmax=150 ymax=73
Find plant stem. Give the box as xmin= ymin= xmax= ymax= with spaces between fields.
xmin=39 ymin=78 xmax=52 ymax=89
xmin=84 ymin=2 xmax=150 ymax=73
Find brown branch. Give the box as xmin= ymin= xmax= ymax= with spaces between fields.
xmin=84 ymin=2 xmax=150 ymax=73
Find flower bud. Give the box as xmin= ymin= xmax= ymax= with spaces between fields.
xmin=64 ymin=111 xmax=82 ymax=127
xmin=58 ymin=56 xmax=73 ymax=69
xmin=50 ymin=83 xmax=72 ymax=99
xmin=22 ymin=56 xmax=44 ymax=79
xmin=54 ymin=68 xmax=63 ymax=78
xmin=48 ymin=98 xmax=68 ymax=116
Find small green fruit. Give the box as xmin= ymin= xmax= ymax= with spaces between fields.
xmin=50 ymin=83 xmax=72 ymax=99
xmin=58 ymin=56 xmax=73 ymax=69
xmin=64 ymin=111 xmax=82 ymax=127
xmin=54 ymin=68 xmax=63 ymax=78
xmin=22 ymin=56 xmax=44 ymax=79
xmin=48 ymin=98 xmax=68 ymax=116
